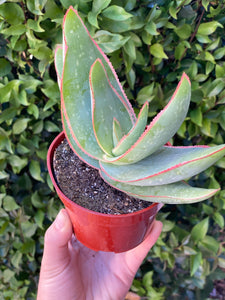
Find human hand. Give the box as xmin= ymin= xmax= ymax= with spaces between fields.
xmin=37 ymin=209 xmax=162 ymax=300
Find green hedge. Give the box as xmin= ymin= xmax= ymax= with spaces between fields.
xmin=0 ymin=1 xmax=225 ymax=299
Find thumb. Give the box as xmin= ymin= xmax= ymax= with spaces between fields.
xmin=40 ymin=209 xmax=73 ymax=276
xmin=125 ymin=220 xmax=162 ymax=273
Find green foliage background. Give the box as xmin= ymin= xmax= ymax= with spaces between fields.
xmin=0 ymin=0 xmax=225 ymax=299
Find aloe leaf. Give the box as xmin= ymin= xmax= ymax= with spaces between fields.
xmin=113 ymin=118 xmax=123 ymax=147
xmin=55 ymin=46 xmax=63 ymax=79
xmin=62 ymin=107 xmax=100 ymax=169
xmin=112 ymin=102 xmax=149 ymax=156
xmin=61 ymin=97 xmax=105 ymax=160
xmin=104 ymin=73 xmax=191 ymax=164
xmin=54 ymin=45 xmax=63 ymax=88
xmin=62 ymin=8 xmax=136 ymax=160
xmin=100 ymin=144 xmax=225 ymax=185
xmin=100 ymin=172 xmax=219 ymax=204
xmin=90 ymin=59 xmax=133 ymax=155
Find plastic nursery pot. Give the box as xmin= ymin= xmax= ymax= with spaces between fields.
xmin=47 ymin=132 xmax=163 ymax=253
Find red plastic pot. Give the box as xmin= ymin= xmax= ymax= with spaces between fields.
xmin=47 ymin=132 xmax=163 ymax=253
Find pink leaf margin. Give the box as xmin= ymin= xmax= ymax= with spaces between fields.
xmin=102 ymin=72 xmax=191 ymax=163
xmin=60 ymin=46 xmax=100 ymax=161
xmin=121 ymin=188 xmax=219 ymax=202
xmin=146 ymin=73 xmax=191 ymax=132
xmin=100 ymin=144 xmax=225 ymax=183
xmin=89 ymin=58 xmax=136 ymax=154
xmin=62 ymin=107 xmax=100 ymax=169
xmin=54 ymin=46 xmax=96 ymax=167
xmin=60 ymin=7 xmax=137 ymax=162
xmin=54 ymin=43 xmax=94 ymax=167
xmin=100 ymin=172 xmax=220 ymax=202
xmin=112 ymin=101 xmax=149 ymax=153
xmin=63 ymin=7 xmax=136 ymax=123
xmin=54 ymin=45 xmax=63 ymax=87
xmin=113 ymin=117 xmax=122 ymax=145
xmin=61 ymin=11 xmax=101 ymax=161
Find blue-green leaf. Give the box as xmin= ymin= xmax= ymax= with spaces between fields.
xmin=100 ymin=172 xmax=218 ymax=204
xmin=112 ymin=102 xmax=148 ymax=156
xmin=90 ymin=59 xmax=133 ymax=155
xmin=62 ymin=8 xmax=136 ymax=160
xmin=101 ymin=144 xmax=225 ymax=185
xmin=103 ymin=73 xmax=191 ymax=164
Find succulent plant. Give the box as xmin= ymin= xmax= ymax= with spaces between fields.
xmin=54 ymin=7 xmax=225 ymax=205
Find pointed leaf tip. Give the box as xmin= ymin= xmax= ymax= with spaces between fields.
xmin=104 ymin=74 xmax=191 ymax=164
xmin=100 ymin=172 xmax=219 ymax=204
xmin=181 ymin=72 xmax=191 ymax=85
xmin=63 ymin=8 xmax=136 ymax=124
xmin=90 ymin=58 xmax=133 ymax=155
xmin=112 ymin=101 xmax=149 ymax=156
xmin=113 ymin=118 xmax=123 ymax=147
xmin=62 ymin=9 xmax=137 ymax=161
xmin=101 ymin=144 xmax=225 ymax=185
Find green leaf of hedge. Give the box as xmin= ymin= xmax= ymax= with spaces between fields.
xmin=169 ymin=5 xmax=178 ymax=19
xmin=123 ymin=39 xmax=136 ymax=60
xmin=190 ymin=252 xmax=202 ymax=276
xmin=191 ymin=218 xmax=209 ymax=243
xmin=0 ymin=3 xmax=25 ymax=25
xmin=0 ymin=171 xmax=9 ymax=180
xmin=7 ymin=155 xmax=28 ymax=173
xmin=12 ymin=118 xmax=30 ymax=135
xmin=34 ymin=210 xmax=45 ymax=229
xmin=145 ymin=21 xmax=159 ymax=35
xmin=11 ymin=251 xmax=23 ymax=269
xmin=88 ymin=0 xmax=111 ymax=28
xmin=27 ymin=0 xmax=45 ymax=15
xmin=0 ymin=58 xmax=11 ymax=77
xmin=200 ymin=235 xmax=220 ymax=253
xmin=29 ymin=160 xmax=44 ymax=182
xmin=175 ymin=24 xmax=192 ymax=39
xmin=102 ymin=5 xmax=133 ymax=21
xmin=190 ymin=107 xmax=202 ymax=127
xmin=21 ymin=221 xmax=38 ymax=238
xmin=198 ymin=21 xmax=223 ymax=35
xmin=218 ymin=258 xmax=225 ymax=269
xmin=3 ymin=196 xmax=19 ymax=211
xmin=213 ymin=212 xmax=224 ymax=228
xmin=27 ymin=19 xmax=45 ymax=32
xmin=150 ymin=43 xmax=168 ymax=59
xmin=2 ymin=24 xmax=26 ymax=36
xmin=136 ymin=83 xmax=154 ymax=105
xmin=94 ymin=30 xmax=130 ymax=53
xmin=214 ymin=47 xmax=225 ymax=60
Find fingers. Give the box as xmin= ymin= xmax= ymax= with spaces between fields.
xmin=40 ymin=209 xmax=73 ymax=273
xmin=37 ymin=210 xmax=74 ymax=299
xmin=137 ymin=220 xmax=163 ymax=256
xmin=125 ymin=220 xmax=162 ymax=272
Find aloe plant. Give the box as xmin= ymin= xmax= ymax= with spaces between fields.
xmin=54 ymin=7 xmax=225 ymax=204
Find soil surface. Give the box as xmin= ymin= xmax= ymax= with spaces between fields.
xmin=53 ymin=138 xmax=152 ymax=215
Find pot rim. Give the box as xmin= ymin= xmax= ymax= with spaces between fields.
xmin=47 ymin=131 xmax=160 ymax=219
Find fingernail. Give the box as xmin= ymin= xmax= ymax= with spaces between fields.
xmin=55 ymin=209 xmax=66 ymax=230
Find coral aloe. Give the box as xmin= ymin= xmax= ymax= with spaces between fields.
xmin=54 ymin=7 xmax=225 ymax=205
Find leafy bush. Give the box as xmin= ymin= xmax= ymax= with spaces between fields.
xmin=0 ymin=0 xmax=224 ymax=299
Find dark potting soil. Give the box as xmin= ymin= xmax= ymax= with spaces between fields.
xmin=53 ymin=138 xmax=152 ymax=215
